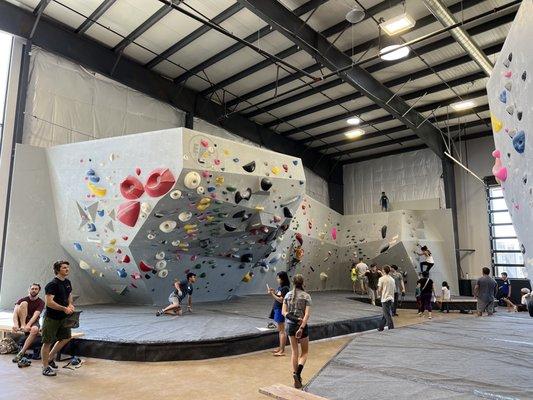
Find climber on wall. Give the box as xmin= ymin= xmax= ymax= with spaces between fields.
xmin=380 ymin=191 xmax=389 ymax=212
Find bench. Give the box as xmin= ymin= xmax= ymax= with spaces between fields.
xmin=259 ymin=384 xmax=329 ymax=400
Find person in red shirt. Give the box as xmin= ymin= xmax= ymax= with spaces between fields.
xmin=11 ymin=283 xmax=45 ymax=363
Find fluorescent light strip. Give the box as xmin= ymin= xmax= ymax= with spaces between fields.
xmin=450 ymin=100 xmax=476 ymax=111
xmin=345 ymin=129 xmax=365 ymax=139
xmin=380 ymin=13 xmax=416 ymax=35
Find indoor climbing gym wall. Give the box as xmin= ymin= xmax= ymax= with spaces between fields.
xmin=1 ymin=128 xmax=458 ymax=306
xmin=487 ymin=0 xmax=532 ymax=282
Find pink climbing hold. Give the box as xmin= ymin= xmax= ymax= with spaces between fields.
xmin=200 ymin=139 xmax=209 ymax=147
xmin=494 ymin=167 xmax=508 ymax=182
xmin=117 ymin=201 xmax=141 ymax=227
xmin=504 ymin=70 xmax=512 ymax=78
xmin=120 ymin=175 xmax=144 ymax=199
xmin=331 ymin=227 xmax=337 ymax=240
xmin=138 ymin=261 xmax=152 ymax=272
xmin=145 ymin=168 xmax=176 ymax=197
xmin=295 ymin=232 xmax=303 ymax=245
xmin=131 ymin=272 xmax=142 ymax=280
xmin=492 ymin=149 xmax=501 ymax=158
xmin=135 ymin=167 xmax=141 ymax=176
xmin=202 ymin=170 xmax=210 ymax=178
xmin=214 ymin=159 xmax=221 ymax=165
xmin=492 ymin=151 xmax=507 ymax=183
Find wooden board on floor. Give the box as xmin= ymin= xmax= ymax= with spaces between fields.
xmin=259 ymin=384 xmax=329 ymax=400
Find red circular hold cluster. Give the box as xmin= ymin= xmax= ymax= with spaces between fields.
xmin=120 ymin=175 xmax=144 ymax=199
xmin=145 ymin=168 xmax=176 ymax=197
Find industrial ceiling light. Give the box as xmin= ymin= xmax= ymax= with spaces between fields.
xmin=345 ymin=128 xmax=365 ymax=139
xmin=379 ymin=13 xmax=416 ymax=35
xmin=346 ymin=116 xmax=361 ymax=125
xmin=450 ymin=99 xmax=476 ymax=111
xmin=379 ymin=44 xmax=410 ymax=61
xmin=346 ymin=6 xmax=365 ymax=24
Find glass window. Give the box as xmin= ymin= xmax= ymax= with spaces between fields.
xmin=487 ymin=184 xmax=525 ymax=278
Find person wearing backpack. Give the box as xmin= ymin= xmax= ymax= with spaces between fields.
xmin=282 ymin=274 xmax=311 ymax=389
xmin=417 ymin=271 xmax=435 ymax=319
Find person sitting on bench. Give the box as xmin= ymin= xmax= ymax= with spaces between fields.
xmin=156 ymin=272 xmax=197 ymax=316
xmin=11 ymin=283 xmax=45 ymax=364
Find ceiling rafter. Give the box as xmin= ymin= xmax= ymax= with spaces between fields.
xmin=75 ymin=0 xmax=117 ymax=34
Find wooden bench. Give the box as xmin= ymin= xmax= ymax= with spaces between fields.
xmin=259 ymin=384 xmax=329 ymax=400
xmin=0 ymin=324 xmax=84 ymax=339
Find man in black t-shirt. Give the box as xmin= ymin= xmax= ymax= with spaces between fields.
xmin=365 ymin=264 xmax=382 ymax=306
xmin=41 ymin=261 xmax=75 ymax=377
xmin=156 ymin=272 xmax=197 ymax=316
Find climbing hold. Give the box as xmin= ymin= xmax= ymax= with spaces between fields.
xmin=155 ymin=251 xmax=165 ymax=260
xmin=117 ymin=268 xmax=127 ymax=278
xmin=120 ymin=176 xmax=144 ymax=199
xmin=200 ymin=139 xmax=209 ymax=148
xmin=522 ymin=71 xmax=527 ymax=81
xmin=183 ymin=171 xmax=201 ymax=189
xmin=513 ymin=131 xmax=525 ymax=154
xmin=381 ymin=225 xmax=387 ymax=239
xmin=504 ymin=81 xmax=512 ymax=92
xmin=170 ymin=189 xmax=182 ymax=199
xmin=87 ymin=182 xmax=107 ymax=197
xmin=320 ymin=272 xmax=328 ymax=281
xmin=79 ymin=260 xmax=90 ymax=270
xmin=491 ymin=114 xmax=503 ymax=133
xmin=517 ymin=111 xmax=523 ymax=121
xmin=235 ymin=188 xmax=251 ymax=204
xmin=241 ymin=254 xmax=253 ymax=263
xmin=271 ymin=166 xmax=281 ymax=175
xmin=295 ymin=232 xmax=303 ymax=245
xmin=242 ymin=161 xmax=256 ymax=173
xmin=101 ymin=255 xmax=110 ymax=263
xmin=157 ymin=269 xmax=168 ymax=279
xmin=241 ymin=271 xmax=253 ymax=282
xmin=260 ymin=177 xmax=272 ymax=191
xmin=86 ymin=223 xmax=96 ymax=232
xmin=233 ymin=210 xmax=246 ymax=219
xmin=224 ymin=223 xmax=237 ymax=232
xmin=499 ymin=90 xmax=507 ymax=104
xmin=178 ymin=211 xmax=192 ymax=222
xmin=155 ymin=260 xmax=167 ymax=270
xmin=283 ymin=207 xmax=293 ymax=218
xmin=492 ymin=149 xmax=501 ymax=158
xmin=139 ymin=261 xmax=153 ymax=272
xmin=89 ymin=176 xmax=100 ymax=183
xmin=504 ymin=70 xmax=512 ymax=78
xmin=506 ymin=105 xmax=514 ymax=115
xmin=331 ymin=227 xmax=337 ymax=240
xmin=196 ymin=186 xmax=205 ymax=195
xmin=159 ymin=220 xmax=177 ymax=233
xmin=145 ymin=168 xmax=175 ymax=197
xmin=494 ymin=166 xmax=508 ymax=183
xmin=140 ymin=202 xmax=151 ymax=214
xmin=117 ymin=201 xmax=141 ymax=227
xmin=122 ymin=255 xmax=130 ymax=263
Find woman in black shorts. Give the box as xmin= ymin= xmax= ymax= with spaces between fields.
xmin=282 ymin=274 xmax=312 ymax=389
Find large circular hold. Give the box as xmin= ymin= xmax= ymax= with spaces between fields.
xmin=183 ymin=171 xmax=201 ymax=189
xmin=170 ymin=189 xmax=182 ymax=200
xmin=260 ymin=177 xmax=272 ymax=191
xmin=155 ymin=251 xmax=165 ymax=260
xmin=117 ymin=201 xmax=140 ymax=227
xmin=120 ymin=175 xmax=144 ymax=199
xmin=158 ymin=269 xmax=169 ymax=279
xmin=145 ymin=168 xmax=176 ymax=197
xmin=242 ymin=161 xmax=256 ymax=173
xmin=141 ymin=202 xmax=151 ymax=214
xmin=159 ymin=220 xmax=177 ymax=233
xmin=155 ymin=260 xmax=167 ymax=271
xmin=178 ymin=211 xmax=192 ymax=222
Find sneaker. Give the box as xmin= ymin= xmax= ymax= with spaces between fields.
xmin=417 ymin=312 xmax=422 ymax=316
xmin=12 ymin=352 xmax=23 ymax=363
xmin=293 ymin=373 xmax=303 ymax=389
xmin=17 ymin=357 xmax=31 ymax=368
xmin=49 ymin=360 xmax=58 ymax=369
xmin=155 ymin=309 xmax=164 ymax=316
xmin=267 ymin=322 xmax=276 ymax=329
xmin=428 ymin=316 xmax=432 ymax=319
xmin=42 ymin=366 xmax=57 ymax=376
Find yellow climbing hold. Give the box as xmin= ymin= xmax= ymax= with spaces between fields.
xmin=223 ymin=149 xmax=230 ymax=156
xmin=271 ymin=166 xmax=281 ymax=175
xmin=103 ymin=246 xmax=115 ymax=254
xmin=87 ymin=181 xmax=107 ymax=197
xmin=255 ymin=206 xmax=265 ymax=211
xmin=491 ymin=113 xmax=503 ymax=133
xmin=215 ymin=176 xmax=224 ymax=186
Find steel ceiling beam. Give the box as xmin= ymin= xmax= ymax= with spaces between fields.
xmin=200 ymin=0 xmax=403 ymax=97
xmin=113 ymin=4 xmax=172 ymax=53
xmin=33 ymin=0 xmax=51 ymax=15
xmin=173 ymin=0 xmax=330 ymax=85
xmin=238 ymin=0 xmax=449 ymax=158
xmin=226 ymin=0 xmax=490 ymax=109
xmin=257 ymin=41 xmax=501 ymax=124
xmin=341 ymin=129 xmax=493 ymax=164
xmin=299 ymin=99 xmax=489 ymax=144
xmin=75 ymin=0 xmax=117 ymax=34
xmin=316 ymin=118 xmax=490 ymax=153
xmin=282 ymin=73 xmax=488 ymax=138
xmin=145 ymin=2 xmax=244 ymax=69
xmin=0 ymin=0 xmax=341 ymax=187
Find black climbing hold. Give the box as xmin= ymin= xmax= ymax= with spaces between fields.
xmin=233 ymin=210 xmax=246 ymax=218
xmin=522 ymin=71 xmax=527 ymax=81
xmin=517 ymin=111 xmax=523 ymax=121
xmin=381 ymin=225 xmax=387 ymax=239
xmin=224 ymin=223 xmax=237 ymax=232
xmin=235 ymin=188 xmax=251 ymax=204
xmin=283 ymin=207 xmax=293 ymax=218
xmin=261 ymin=177 xmax=272 ymax=191
xmin=240 ymin=253 xmax=253 ymax=263
xmin=242 ymin=161 xmax=256 ymax=173
xmin=145 ymin=274 xmax=151 ymax=279
xmin=508 ymin=53 xmax=512 ymax=62
xmin=521 ymin=244 xmax=525 ymax=254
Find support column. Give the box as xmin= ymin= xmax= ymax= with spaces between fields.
xmin=185 ymin=110 xmax=194 ymax=129
xmin=442 ymin=157 xmax=462 ymax=283
xmin=328 ymin=164 xmax=344 ymax=214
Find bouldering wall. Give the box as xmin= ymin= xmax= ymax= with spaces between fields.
xmin=487 ymin=0 xmax=532 ymax=282
xmin=0 ymin=145 xmax=113 ymax=308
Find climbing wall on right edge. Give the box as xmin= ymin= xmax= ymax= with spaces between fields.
xmin=487 ymin=0 xmax=532 ymax=282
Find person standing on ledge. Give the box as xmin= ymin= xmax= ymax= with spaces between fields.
xmin=474 ymin=267 xmax=498 ymax=317
xmin=282 ymin=274 xmax=311 ymax=389
xmin=377 ymin=265 xmax=395 ymax=331
xmin=157 ymin=272 xmax=197 ymax=316
xmin=380 ymin=191 xmax=389 ymax=212
xmin=41 ymin=261 xmax=74 ymax=377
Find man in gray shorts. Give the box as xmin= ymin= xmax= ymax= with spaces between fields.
xmin=474 ymin=267 xmax=498 ymax=316
xmin=156 ymin=272 xmax=197 ymax=316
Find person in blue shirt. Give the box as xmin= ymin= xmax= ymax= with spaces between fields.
xmin=268 ymin=271 xmax=291 ymax=357
xmin=156 ymin=272 xmax=197 ymax=316
xmin=497 ymin=272 xmax=517 ymax=312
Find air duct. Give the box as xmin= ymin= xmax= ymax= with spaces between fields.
xmin=423 ymin=0 xmax=493 ymax=77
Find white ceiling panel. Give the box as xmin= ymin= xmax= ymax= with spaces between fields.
xmin=43 ymin=0 xmax=101 ymax=29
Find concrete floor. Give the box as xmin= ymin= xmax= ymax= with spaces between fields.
xmin=0 ymin=309 xmax=459 ymax=400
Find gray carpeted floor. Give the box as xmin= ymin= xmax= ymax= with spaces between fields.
xmin=306 ymin=312 xmax=533 ymax=400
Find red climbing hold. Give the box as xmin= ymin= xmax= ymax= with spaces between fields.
xmin=120 ymin=175 xmax=144 ymax=199
xmin=135 ymin=167 xmax=141 ymax=176
xmin=122 ymin=255 xmax=131 ymax=263
xmin=117 ymin=201 xmax=140 ymax=227
xmin=139 ymin=261 xmax=153 ymax=272
xmin=145 ymin=168 xmax=176 ymax=197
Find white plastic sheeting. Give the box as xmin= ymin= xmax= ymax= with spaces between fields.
xmin=194 ymin=117 xmax=330 ymax=206
xmin=343 ymin=148 xmax=445 ymax=214
xmin=23 ymin=47 xmax=185 ymax=147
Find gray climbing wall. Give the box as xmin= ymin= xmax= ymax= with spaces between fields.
xmin=487 ymin=0 xmax=532 ymax=282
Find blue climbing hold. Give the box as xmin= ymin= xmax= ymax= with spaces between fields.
xmin=87 ymin=223 xmax=96 ymax=232
xmin=74 ymin=242 xmax=82 ymax=251
xmin=513 ymin=131 xmax=525 ymax=154
xmin=101 ymin=255 xmax=110 ymax=263
xmin=86 ymin=169 xmax=96 ymax=176
xmin=89 ymin=176 xmax=100 ymax=183
xmin=97 ymin=210 xmax=105 ymax=217
xmin=207 ymin=186 xmax=216 ymax=192
xmin=499 ymin=90 xmax=507 ymax=104
xmin=117 ymin=268 xmax=127 ymax=278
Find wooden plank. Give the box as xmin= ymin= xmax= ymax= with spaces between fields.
xmin=259 ymin=384 xmax=329 ymax=400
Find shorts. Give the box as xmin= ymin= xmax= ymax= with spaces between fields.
xmin=272 ymin=308 xmax=285 ymax=323
xmin=168 ymin=293 xmax=181 ymax=305
xmin=477 ymin=299 xmax=494 ymax=314
xmin=41 ymin=317 xmax=71 ymax=344
xmin=287 ymin=323 xmax=309 ymax=338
